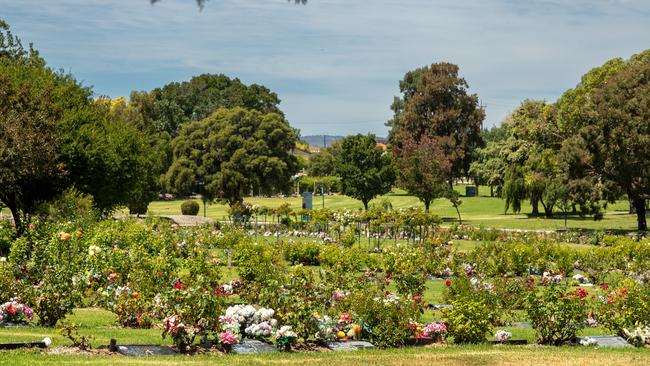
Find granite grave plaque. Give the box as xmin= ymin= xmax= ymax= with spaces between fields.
xmin=326 ymin=341 xmax=375 ymax=352
xmin=231 ymin=339 xmax=277 ymax=354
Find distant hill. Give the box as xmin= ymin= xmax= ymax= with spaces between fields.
xmin=302 ymin=135 xmax=345 ymax=148
xmin=302 ymin=135 xmax=386 ymax=148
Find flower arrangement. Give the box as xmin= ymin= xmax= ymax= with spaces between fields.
xmin=162 ymin=315 xmax=199 ymax=352
xmin=215 ymin=280 xmax=243 ymax=297
xmin=315 ymin=313 xmax=364 ymax=341
xmin=623 ymin=326 xmax=650 ymax=347
xmin=422 ymin=321 xmax=448 ymax=342
xmin=218 ymin=331 xmax=240 ymax=351
xmin=494 ymin=329 xmax=512 ymax=343
xmin=0 ymin=299 xmax=34 ymax=324
xmin=579 ymin=336 xmax=598 ymax=346
xmin=217 ymin=305 xmax=295 ymax=350
xmin=275 ymin=325 xmax=297 ymax=351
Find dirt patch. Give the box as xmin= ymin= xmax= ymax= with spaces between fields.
xmin=45 ymin=346 xmax=117 ymax=356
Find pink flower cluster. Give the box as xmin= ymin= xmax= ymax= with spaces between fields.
xmin=218 ymin=331 xmax=240 ymax=345
xmin=0 ymin=300 xmax=34 ymax=323
xmin=423 ymin=321 xmax=448 ymax=337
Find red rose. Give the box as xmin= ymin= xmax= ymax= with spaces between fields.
xmin=445 ymin=279 xmax=452 ymax=287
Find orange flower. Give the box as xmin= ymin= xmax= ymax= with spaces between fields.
xmin=60 ymin=232 xmax=72 ymax=241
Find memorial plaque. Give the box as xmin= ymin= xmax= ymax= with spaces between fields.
xmin=231 ymin=339 xmax=277 ymax=354
xmin=577 ymin=336 xmax=631 ymax=348
xmin=326 ymin=341 xmax=375 ymax=352
xmin=116 ymin=345 xmax=178 ymax=356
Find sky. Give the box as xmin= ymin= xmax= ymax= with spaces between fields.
xmin=1 ymin=0 xmax=649 ymax=136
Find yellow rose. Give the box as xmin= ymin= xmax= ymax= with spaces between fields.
xmin=336 ymin=331 xmax=346 ymax=339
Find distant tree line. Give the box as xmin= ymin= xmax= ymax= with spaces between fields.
xmin=307 ymin=55 xmax=649 ymax=230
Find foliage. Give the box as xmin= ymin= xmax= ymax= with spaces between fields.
xmin=181 ymin=200 xmax=200 ymax=216
xmin=388 ymin=63 xmax=484 ymax=185
xmin=284 ymin=241 xmax=321 ymax=265
xmin=130 ymin=73 xmax=283 ymax=137
xmin=297 ymin=176 xmax=341 ymax=194
xmin=558 ymin=50 xmax=650 ymax=230
xmin=0 ymin=51 xmax=78 ymax=236
xmin=346 ymin=290 xmax=423 ymax=348
xmin=308 ymin=150 xmax=337 ymax=177
xmin=166 ymin=107 xmax=299 ymax=205
xmin=596 ymin=280 xmax=650 ymax=337
xmin=393 ymin=136 xmax=451 ymax=211
xmin=524 ymin=281 xmax=589 ymax=345
xmin=10 ymin=226 xmax=87 ymax=326
xmin=335 ymin=134 xmax=395 ymax=210
xmin=443 ymin=297 xmax=495 ymax=344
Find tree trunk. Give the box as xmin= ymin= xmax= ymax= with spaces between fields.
xmin=362 ymin=200 xmax=369 ymax=210
xmin=541 ymin=201 xmax=554 ymax=219
xmin=633 ymin=198 xmax=647 ymax=231
xmin=7 ymin=201 xmax=24 ymax=239
xmin=490 ymin=186 xmax=494 ymax=197
xmin=424 ymin=198 xmax=431 ymax=212
xmin=531 ymin=198 xmax=539 ymax=216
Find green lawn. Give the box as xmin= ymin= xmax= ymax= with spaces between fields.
xmin=145 ymin=186 xmax=641 ymax=231
xmin=2 ymin=322 xmax=649 ymax=366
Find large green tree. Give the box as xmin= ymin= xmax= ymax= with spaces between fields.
xmin=307 ymin=149 xmax=337 ymax=177
xmin=335 ymin=134 xmax=394 ymax=210
xmin=559 ymin=50 xmax=650 ymax=230
xmin=166 ymin=107 xmax=299 ymax=205
xmin=469 ymin=125 xmax=510 ymax=197
xmin=131 ymin=74 xmax=283 ymax=137
xmin=393 ymin=136 xmax=450 ymax=212
xmin=0 ymin=20 xmax=158 ymax=235
xmin=388 ymin=63 xmax=484 ymax=187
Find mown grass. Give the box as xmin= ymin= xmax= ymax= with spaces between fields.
xmin=145 ymin=186 xmax=641 ymax=231
xmin=1 ymin=341 xmax=649 ymax=366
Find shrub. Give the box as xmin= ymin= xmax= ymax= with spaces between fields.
xmin=181 ymin=200 xmax=200 ymax=216
xmin=524 ymin=281 xmax=589 ymax=345
xmin=444 ymin=297 xmax=495 ymax=344
xmin=596 ymin=280 xmax=650 ymax=337
xmin=128 ymin=201 xmax=149 ymax=215
xmin=339 ymin=227 xmax=357 ymax=248
xmin=348 ymin=289 xmax=423 ymax=347
xmin=11 ymin=227 xmax=86 ymax=326
xmin=284 ymin=241 xmax=321 ymax=265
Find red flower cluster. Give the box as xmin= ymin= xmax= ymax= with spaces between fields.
xmin=576 ymin=288 xmax=588 ymax=298
xmin=173 ymin=279 xmax=185 ymax=290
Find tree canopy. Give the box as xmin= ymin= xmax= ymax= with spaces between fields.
xmin=389 ymin=63 xmax=484 ymax=186
xmin=130 ymin=74 xmax=283 ymax=137
xmin=334 ymin=134 xmax=394 ymax=210
xmin=0 ymin=20 xmax=158 ymax=235
xmin=559 ymin=50 xmax=650 ymax=230
xmin=165 ymin=107 xmax=299 ymax=205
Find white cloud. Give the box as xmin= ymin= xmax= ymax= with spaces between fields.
xmin=1 ymin=0 xmax=649 ymax=135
